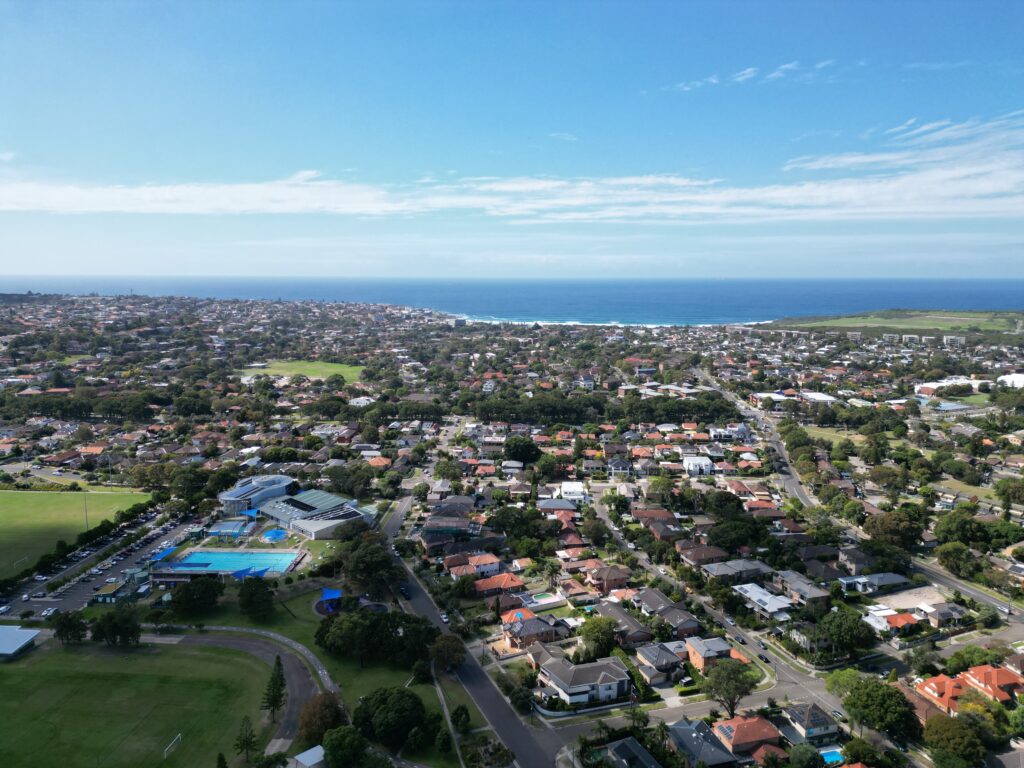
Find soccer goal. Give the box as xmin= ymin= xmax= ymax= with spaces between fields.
xmin=163 ymin=733 xmax=182 ymax=760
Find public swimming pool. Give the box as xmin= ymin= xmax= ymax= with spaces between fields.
xmin=819 ymin=748 xmax=844 ymax=765
xmin=262 ymin=528 xmax=289 ymax=543
xmin=169 ymin=550 xmax=299 ymax=574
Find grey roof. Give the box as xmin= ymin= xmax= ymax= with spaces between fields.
xmin=636 ymin=643 xmax=683 ymax=671
xmin=0 ymin=625 xmax=39 ymax=656
xmin=785 ymin=702 xmax=837 ymax=731
xmin=600 ymin=737 xmax=662 ymax=768
xmin=541 ymin=655 xmax=630 ymax=689
xmin=667 ymin=718 xmax=736 ymax=767
xmin=632 ymin=587 xmax=673 ymax=614
xmin=686 ymin=636 xmax=732 ymax=658
xmin=593 ymin=602 xmax=651 ymax=638
xmin=657 ymin=605 xmax=700 ymax=630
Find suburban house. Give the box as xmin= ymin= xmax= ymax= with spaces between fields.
xmin=685 ymin=636 xmax=738 ymax=671
xmin=701 ymin=559 xmax=773 ymax=585
xmin=783 ymin=703 xmax=840 ymax=745
xmin=536 ymin=651 xmax=631 ymax=705
xmin=680 ymin=545 xmax=729 ymax=568
xmin=634 ymin=643 xmax=685 ymax=685
xmin=773 ymin=570 xmax=829 ymax=607
xmin=473 ymin=573 xmax=526 ymax=597
xmin=586 ymin=565 xmax=632 ymax=594
xmin=959 ymin=664 xmax=1024 ymax=703
xmin=732 ymin=583 xmax=794 ymax=622
xmin=666 ymin=718 xmax=737 ymax=768
xmin=713 ymin=715 xmax=782 ymax=755
xmin=596 ymin=737 xmax=661 ymax=768
xmin=630 ymin=588 xmax=701 ymax=637
xmin=593 ymin=601 xmax=655 ymax=647
xmin=916 ymin=674 xmax=968 ymax=715
xmin=502 ymin=615 xmax=571 ymax=649
xmin=836 ymin=573 xmax=911 ymax=595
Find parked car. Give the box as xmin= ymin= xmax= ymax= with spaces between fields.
xmin=758 ymin=654 xmax=771 ymax=663
xmin=440 ymin=613 xmax=449 ymax=624
xmin=734 ymin=635 xmax=747 ymax=645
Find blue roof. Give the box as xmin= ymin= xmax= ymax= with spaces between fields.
xmin=151 ymin=546 xmax=176 ymax=562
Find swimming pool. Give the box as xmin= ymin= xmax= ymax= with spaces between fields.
xmin=262 ymin=528 xmax=289 ymax=543
xmin=819 ymin=748 xmax=844 ymax=765
xmin=169 ymin=550 xmax=299 ymax=574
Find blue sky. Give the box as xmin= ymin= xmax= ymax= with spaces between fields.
xmin=2 ymin=0 xmax=1023 ymax=278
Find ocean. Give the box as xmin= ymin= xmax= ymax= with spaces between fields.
xmin=4 ymin=277 xmax=1023 ymax=326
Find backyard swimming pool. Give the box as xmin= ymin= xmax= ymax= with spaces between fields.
xmin=168 ymin=550 xmax=299 ymax=574
xmin=820 ymin=748 xmax=844 ymax=765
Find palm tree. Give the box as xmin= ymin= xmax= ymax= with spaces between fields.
xmin=592 ymin=718 xmax=611 ymax=743
xmin=653 ymin=720 xmax=670 ymax=749
xmin=624 ymin=706 xmax=650 ymax=733
xmin=543 ymin=559 xmax=562 ymax=590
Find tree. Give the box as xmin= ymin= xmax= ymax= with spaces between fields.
xmin=925 ymin=714 xmax=986 ymax=768
xmin=262 ymin=655 xmax=286 ymax=723
xmin=430 ymin=634 xmax=466 ymax=671
xmin=995 ymin=478 xmax=1024 ymax=512
xmin=509 ymin=686 xmax=534 ymax=713
xmin=825 ymin=668 xmax=862 ymax=699
xmin=935 ymin=542 xmax=979 ymax=579
xmin=297 ymin=692 xmax=347 ymax=747
xmin=946 ymin=644 xmax=1008 ymax=675
xmin=235 ymin=716 xmax=257 ymax=764
xmin=217 ymin=753 xmax=229 ymax=768
xmin=172 ymin=575 xmax=225 ymax=615
xmin=579 ymin=616 xmax=618 ymax=658
xmin=699 ymin=659 xmax=758 ymax=718
xmin=621 ymin=706 xmax=649 ymax=733
xmin=435 ymin=729 xmax=452 ymax=754
xmin=91 ymin=604 xmax=142 ymax=647
xmin=580 ymin=518 xmax=610 ymax=547
xmin=841 ymin=737 xmax=880 ymax=766
xmin=788 ymin=743 xmax=825 ymax=768
xmin=353 ymin=686 xmax=426 ymax=749
xmin=239 ymin=577 xmax=276 ymax=620
xmin=843 ymin=678 xmax=919 ymax=738
xmin=253 ymin=754 xmax=288 ymax=768
xmin=450 ymin=704 xmax=471 ymax=733
xmin=323 ymin=725 xmax=367 ymax=768
xmin=504 ymin=435 xmax=541 ymax=463
xmin=819 ymin=610 xmax=876 ymax=657
xmin=647 ymin=475 xmax=674 ymax=504
xmin=863 ymin=509 xmax=922 ymax=549
xmin=51 ymin=611 xmax=88 ymax=645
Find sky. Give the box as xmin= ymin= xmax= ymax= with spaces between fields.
xmin=2 ymin=0 xmax=1024 ymax=279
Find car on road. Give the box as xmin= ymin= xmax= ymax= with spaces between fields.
xmin=758 ymin=640 xmax=767 ymax=650
xmin=104 ymin=577 xmax=118 ymax=584
xmin=658 ymin=567 xmax=668 ymax=575
xmin=831 ymin=710 xmax=848 ymax=723
xmin=758 ymin=654 xmax=771 ymax=663
xmin=0 ymin=605 xmax=9 ymax=614
xmin=626 ymin=542 xmax=636 ymax=550
xmin=34 ymin=574 xmax=48 ymax=582
xmin=734 ymin=635 xmax=746 ymax=644
xmin=724 ymin=616 xmax=736 ymax=626
xmin=32 ymin=592 xmax=46 ymax=599
xmin=440 ymin=613 xmax=449 ymax=624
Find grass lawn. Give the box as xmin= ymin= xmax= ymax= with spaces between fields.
xmin=950 ymin=392 xmax=992 ymax=406
xmin=0 ymin=490 xmax=150 ymax=578
xmin=239 ymin=360 xmax=364 ymax=381
xmin=0 ymin=642 xmax=271 ymax=768
xmin=936 ymin=477 xmax=997 ymax=501
xmin=786 ymin=310 xmax=1024 ymax=333
xmin=438 ymin=672 xmax=485 ymax=731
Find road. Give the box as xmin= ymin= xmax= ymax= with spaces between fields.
xmin=396 ymin=557 xmax=562 ymax=767
xmin=184 ymin=632 xmax=318 ymax=742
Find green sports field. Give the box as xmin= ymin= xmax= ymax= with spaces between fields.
xmin=239 ymin=360 xmax=364 ymax=381
xmin=782 ymin=310 xmax=1024 ymax=333
xmin=0 ymin=490 xmax=150 ymax=578
xmin=0 ymin=643 xmax=269 ymax=768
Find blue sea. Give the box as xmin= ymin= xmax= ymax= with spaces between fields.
xmin=4 ymin=277 xmax=1023 ymax=326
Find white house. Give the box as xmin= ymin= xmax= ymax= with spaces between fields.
xmin=683 ymin=456 xmax=714 ymax=477
xmin=559 ymin=481 xmax=588 ymax=504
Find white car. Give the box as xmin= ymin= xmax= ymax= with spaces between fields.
xmin=0 ymin=605 xmax=10 ymax=614
xmin=105 ymin=577 xmax=118 ymax=584
xmin=34 ymin=574 xmax=49 ymax=582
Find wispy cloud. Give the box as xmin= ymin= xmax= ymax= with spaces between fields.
xmin=3 ymin=112 xmax=1023 ymax=227
xmin=765 ymin=60 xmax=800 ymax=80
xmin=549 ymin=132 xmax=577 ymax=142
xmin=904 ymin=61 xmax=970 ymax=72
xmin=815 ymin=59 xmax=836 ymax=70
xmin=731 ymin=67 xmax=758 ymax=83
xmin=885 ymin=117 xmax=918 ymax=135
xmin=670 ymin=74 xmax=720 ymax=92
